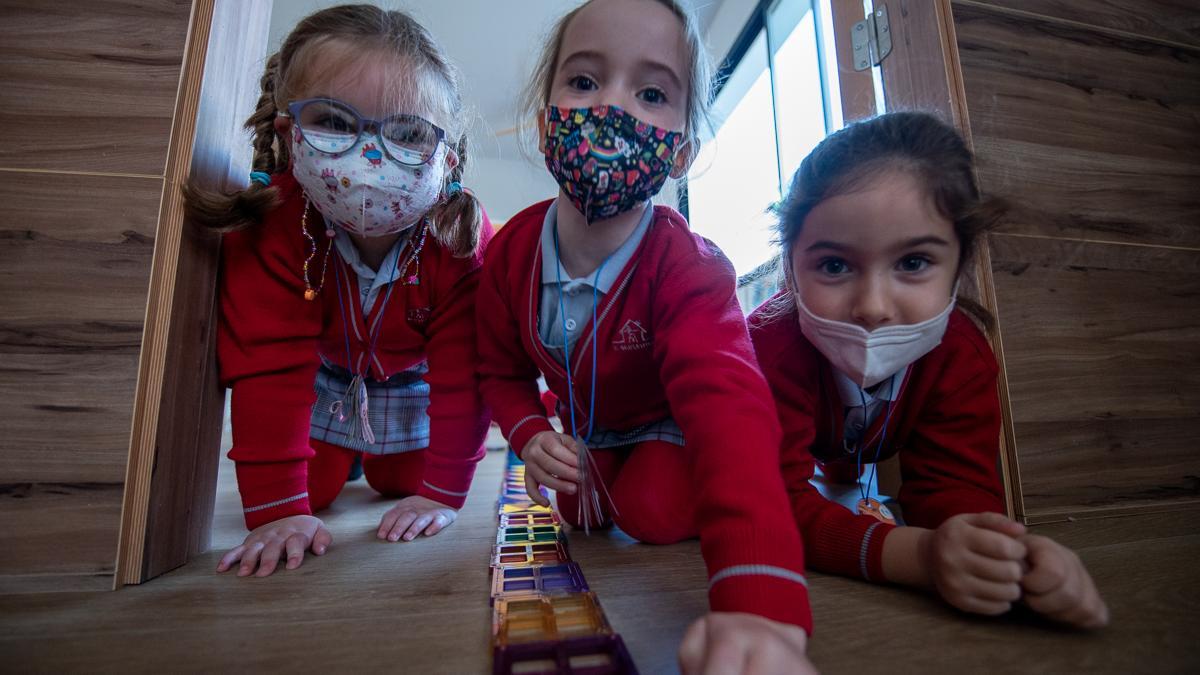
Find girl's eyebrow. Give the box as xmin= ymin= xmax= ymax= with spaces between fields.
xmin=893 ymin=235 xmax=953 ymax=250
xmin=639 ymin=59 xmax=684 ymax=90
xmin=559 ymin=51 xmax=604 ymax=70
xmin=804 ymin=240 xmax=851 ymax=252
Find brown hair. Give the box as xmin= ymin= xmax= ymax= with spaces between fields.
xmin=520 ymin=0 xmax=714 ymax=157
xmin=184 ymin=4 xmax=482 ymax=257
xmin=770 ymin=111 xmax=1006 ymax=327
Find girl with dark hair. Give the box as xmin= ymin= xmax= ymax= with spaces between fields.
xmin=751 ymin=112 xmax=1107 ymax=628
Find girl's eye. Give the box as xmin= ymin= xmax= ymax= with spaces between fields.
xmin=638 ymin=87 xmax=667 ymax=105
xmin=817 ymin=258 xmax=850 ymax=276
xmin=314 ymin=114 xmax=355 ymax=133
xmin=898 ymin=255 xmax=932 ymax=273
xmin=567 ymin=75 xmax=598 ymax=92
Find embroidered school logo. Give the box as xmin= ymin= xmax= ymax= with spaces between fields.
xmin=613 ymin=319 xmax=651 ymax=351
xmin=407 ymin=307 xmax=431 ymax=326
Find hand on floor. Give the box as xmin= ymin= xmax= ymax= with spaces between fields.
xmin=520 ymin=431 xmax=581 ymax=506
xmin=926 ymin=512 xmax=1028 ymax=616
xmin=377 ymin=495 xmax=458 ymax=542
xmin=678 ymin=612 xmax=817 ymax=675
xmin=1019 ymin=534 xmax=1108 ymax=629
xmin=217 ymin=515 xmax=332 ymax=577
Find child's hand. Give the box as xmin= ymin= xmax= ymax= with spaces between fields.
xmin=678 ymin=612 xmax=817 ymax=675
xmin=927 ymin=512 xmax=1027 ymax=616
xmin=377 ymin=495 xmax=459 ymax=542
xmin=1019 ymin=534 xmax=1108 ymax=628
xmin=520 ymin=430 xmax=581 ymax=506
xmin=217 ymin=515 xmax=332 ymax=577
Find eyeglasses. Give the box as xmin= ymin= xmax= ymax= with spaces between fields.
xmin=283 ymin=98 xmax=446 ymax=166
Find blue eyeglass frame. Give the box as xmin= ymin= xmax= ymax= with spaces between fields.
xmin=281 ymin=97 xmax=447 ymax=166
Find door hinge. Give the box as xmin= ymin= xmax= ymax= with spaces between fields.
xmin=852 ymin=4 xmax=892 ymax=71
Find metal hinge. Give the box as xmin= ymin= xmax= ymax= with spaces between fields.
xmin=852 ymin=4 xmax=892 ymax=71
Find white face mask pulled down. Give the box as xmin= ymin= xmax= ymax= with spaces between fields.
xmin=794 ymin=289 xmax=957 ymax=389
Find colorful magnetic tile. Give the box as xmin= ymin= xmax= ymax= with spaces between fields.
xmin=491 ymin=562 xmax=590 ymax=600
xmin=497 ymin=524 xmax=564 ymax=546
xmin=501 ymin=501 xmax=554 ymax=514
xmin=492 ymin=541 xmax=571 ymax=568
xmin=493 ymin=635 xmax=638 ymax=675
xmin=501 ymin=510 xmax=561 ymax=528
xmin=493 ymin=593 xmax=612 ymax=646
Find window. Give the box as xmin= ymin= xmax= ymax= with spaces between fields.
xmin=685 ymin=0 xmax=842 ymax=307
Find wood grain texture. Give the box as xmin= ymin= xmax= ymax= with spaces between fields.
xmin=990 ymin=233 xmax=1200 ymax=517
xmin=958 ymin=0 xmax=1200 ymax=48
xmin=0 ymin=0 xmax=192 ymax=175
xmin=0 ymin=172 xmax=159 ymax=484
xmin=954 ymin=1 xmax=1200 ymax=248
xmin=0 ymin=482 xmax=122 ymax=593
xmin=1 ymin=455 xmax=1197 ymax=673
xmin=829 ymin=0 xmax=877 ymax=122
xmin=131 ymin=0 xmax=272 ymax=584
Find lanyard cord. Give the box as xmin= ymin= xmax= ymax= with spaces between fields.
xmin=553 ymin=224 xmax=611 ymax=442
xmin=331 ymin=228 xmax=411 ymax=378
xmin=856 ymin=377 xmax=897 ymax=504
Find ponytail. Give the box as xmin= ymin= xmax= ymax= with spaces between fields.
xmin=182 ymin=53 xmax=284 ymax=232
xmin=427 ymin=134 xmax=484 ymax=258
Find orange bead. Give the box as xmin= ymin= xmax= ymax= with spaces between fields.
xmin=304 ymin=289 xmax=317 ymax=301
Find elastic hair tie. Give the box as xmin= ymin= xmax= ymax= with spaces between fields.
xmin=249 ymin=171 xmax=272 ymax=187
xmin=446 ymin=181 xmax=463 ymax=197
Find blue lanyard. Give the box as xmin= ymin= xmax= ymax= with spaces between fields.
xmin=553 ymin=224 xmax=612 ymax=442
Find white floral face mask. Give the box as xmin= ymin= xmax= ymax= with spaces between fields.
xmin=289 ymin=127 xmax=445 ymax=236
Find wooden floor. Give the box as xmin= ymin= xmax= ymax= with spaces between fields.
xmin=1 ymin=448 xmax=1197 ymax=673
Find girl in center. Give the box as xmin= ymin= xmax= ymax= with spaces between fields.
xmin=476 ymin=0 xmax=815 ymax=671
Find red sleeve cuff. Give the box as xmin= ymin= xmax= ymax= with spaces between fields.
xmin=235 ymin=459 xmax=312 ymax=530
xmin=700 ymin=526 xmax=812 ymax=632
xmin=809 ymin=514 xmax=896 ymax=582
xmin=507 ymin=415 xmax=554 ymax=459
xmin=416 ymin=455 xmax=481 ymax=509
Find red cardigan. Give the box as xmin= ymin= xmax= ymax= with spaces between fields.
xmin=477 ymin=200 xmax=812 ymax=631
xmin=218 ymin=172 xmax=493 ymax=529
xmin=749 ymin=296 xmax=1005 ymax=582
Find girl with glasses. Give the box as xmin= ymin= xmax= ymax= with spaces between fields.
xmin=185 ymin=5 xmax=492 ymax=578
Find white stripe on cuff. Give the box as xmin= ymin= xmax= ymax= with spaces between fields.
xmin=508 ymin=414 xmax=548 ymax=440
xmin=860 ymin=522 xmax=883 ymax=581
xmin=244 ymin=492 xmax=308 ymax=513
xmin=709 ymin=564 xmax=808 ymax=589
xmin=422 ymin=481 xmax=469 ymax=498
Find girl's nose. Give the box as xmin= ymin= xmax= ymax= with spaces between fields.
xmin=850 ymin=277 xmax=894 ymax=331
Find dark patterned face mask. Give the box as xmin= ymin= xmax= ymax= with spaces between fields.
xmin=543 ymin=105 xmax=684 ymax=223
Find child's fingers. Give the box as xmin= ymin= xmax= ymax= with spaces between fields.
xmin=535 ymin=451 xmax=581 ymax=484
xmin=312 ymin=525 xmax=332 ymax=555
xmin=967 ymin=512 xmax=1026 ymax=538
xmin=403 ymin=513 xmax=435 ymax=541
xmin=527 ymin=460 xmax=578 ymax=495
xmin=423 ymin=513 xmax=450 ymax=537
xmin=284 ymin=534 xmax=306 ymax=570
xmin=238 ymin=542 xmax=265 ymax=577
xmin=962 ymin=552 xmax=1024 ymax=584
xmin=377 ymin=509 xmax=402 ymax=540
xmin=524 ymin=471 xmax=551 ymax=507
xmin=255 ymin=539 xmax=285 ymax=577
xmin=965 ymin=527 xmax=1027 ymax=561
xmin=387 ymin=510 xmax=420 ymax=542
xmin=545 ymin=437 xmax=581 ymax=469
xmin=217 ymin=545 xmax=246 ymax=572
xmin=677 ymin=616 xmax=707 ymax=675
xmin=1020 ymin=545 xmax=1069 ymax=596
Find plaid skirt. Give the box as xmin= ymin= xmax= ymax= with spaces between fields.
xmin=310 ymin=358 xmax=430 ymax=455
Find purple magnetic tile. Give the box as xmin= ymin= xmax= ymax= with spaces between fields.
xmin=493 ymin=635 xmax=638 ymax=675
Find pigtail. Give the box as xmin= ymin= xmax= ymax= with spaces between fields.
xmin=428 ymin=135 xmax=484 ymax=258
xmin=182 ymin=53 xmax=284 ymax=232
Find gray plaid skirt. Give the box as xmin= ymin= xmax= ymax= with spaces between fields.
xmin=310 ymin=358 xmax=430 ymax=455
